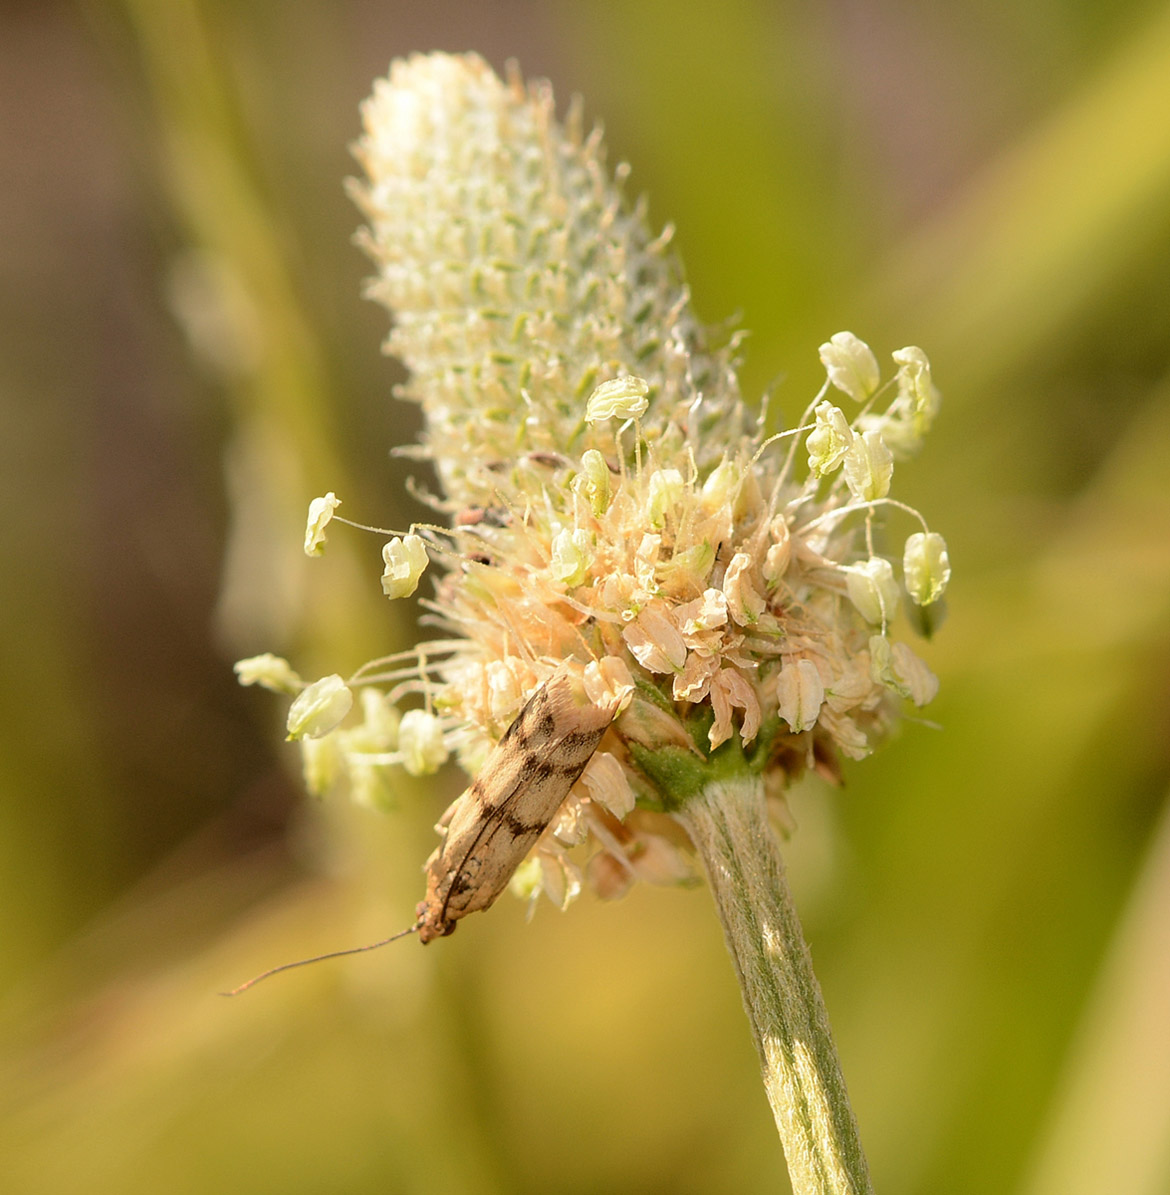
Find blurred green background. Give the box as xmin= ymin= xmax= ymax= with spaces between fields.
xmin=3 ymin=1 xmax=1170 ymax=1192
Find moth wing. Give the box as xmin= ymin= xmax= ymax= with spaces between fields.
xmin=418 ymin=671 xmax=617 ymax=940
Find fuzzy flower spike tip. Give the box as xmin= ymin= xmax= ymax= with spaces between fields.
xmin=234 ymin=53 xmax=950 ymax=1195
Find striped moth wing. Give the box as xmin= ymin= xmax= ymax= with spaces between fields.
xmin=415 ymin=669 xmax=618 ymax=943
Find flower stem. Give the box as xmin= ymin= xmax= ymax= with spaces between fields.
xmin=675 ymin=774 xmax=873 ymax=1195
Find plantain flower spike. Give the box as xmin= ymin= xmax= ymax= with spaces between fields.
xmin=239 ymin=52 xmax=950 ymax=918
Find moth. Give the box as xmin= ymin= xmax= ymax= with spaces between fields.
xmin=416 ymin=668 xmax=617 ymax=941
xmin=225 ymin=668 xmax=617 ymax=993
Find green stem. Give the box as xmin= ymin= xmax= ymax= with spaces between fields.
xmin=675 ymin=773 xmax=873 ymax=1195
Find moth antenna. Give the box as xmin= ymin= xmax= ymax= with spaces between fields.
xmin=220 ymin=923 xmax=420 ymax=996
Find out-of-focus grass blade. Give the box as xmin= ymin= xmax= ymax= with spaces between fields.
xmin=1020 ymin=792 xmax=1170 ymax=1195
xmin=114 ymin=0 xmax=386 ymax=656
xmin=877 ymin=3 xmax=1170 ymax=391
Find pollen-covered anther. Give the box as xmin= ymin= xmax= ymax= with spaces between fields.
xmin=857 ymin=345 xmax=941 ymax=459
xmin=381 ymin=533 xmax=429 ymax=598
xmin=903 ymin=531 xmax=951 ymax=606
xmin=819 ymin=331 xmax=880 ymax=402
xmin=806 ymin=401 xmax=854 ymax=477
xmin=893 ymin=346 xmax=940 ymax=427
xmin=286 ymin=674 xmax=353 ymax=740
xmin=304 ymin=492 xmax=342 ymax=556
xmin=345 ymin=688 xmax=400 ymax=752
xmin=844 ymin=557 xmax=900 ymax=626
xmin=842 ymin=430 xmax=894 ymax=502
xmin=234 ymin=653 xmax=302 ymax=694
xmin=397 ymin=708 xmax=449 ymax=776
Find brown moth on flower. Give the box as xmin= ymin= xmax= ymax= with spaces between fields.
xmin=232 ymin=52 xmax=950 ymax=984
xmin=225 ymin=661 xmax=632 ymax=992
xmin=417 ymin=666 xmax=627 ymax=942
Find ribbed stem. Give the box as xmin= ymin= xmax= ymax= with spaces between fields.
xmin=676 ymin=774 xmax=873 ymax=1195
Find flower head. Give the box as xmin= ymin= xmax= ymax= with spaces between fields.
xmin=240 ymin=53 xmax=949 ymax=928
